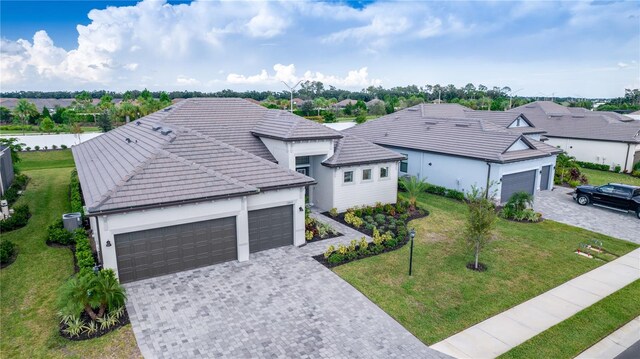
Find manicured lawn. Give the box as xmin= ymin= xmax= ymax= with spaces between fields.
xmin=581 ymin=167 xmax=640 ymax=186
xmin=335 ymin=115 xmax=379 ymax=122
xmin=17 ymin=149 xmax=75 ymax=171
xmin=0 ymin=158 xmax=140 ymax=357
xmin=500 ymin=279 xmax=640 ymax=359
xmin=0 ymin=126 xmax=101 ymax=135
xmin=333 ymin=193 xmax=638 ymax=345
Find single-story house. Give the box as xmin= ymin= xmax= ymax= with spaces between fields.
xmin=333 ymin=99 xmax=358 ymax=109
xmin=72 ymin=98 xmax=403 ymax=282
xmin=0 ymin=145 xmax=14 ymax=195
xmin=510 ymin=101 xmax=640 ymax=172
xmin=366 ymin=98 xmax=385 ymax=108
xmin=625 ymin=110 xmax=640 ymax=121
xmin=346 ymin=103 xmax=562 ymax=203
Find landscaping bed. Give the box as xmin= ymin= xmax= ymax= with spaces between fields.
xmin=59 ymin=302 xmax=131 ymax=341
xmin=305 ymin=215 xmax=341 ymax=243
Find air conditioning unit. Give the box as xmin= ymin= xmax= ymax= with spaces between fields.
xmin=62 ymin=212 xmax=82 ymax=232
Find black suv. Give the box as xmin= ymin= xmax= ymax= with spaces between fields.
xmin=573 ymin=183 xmax=640 ymax=219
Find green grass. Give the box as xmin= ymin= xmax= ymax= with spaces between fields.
xmin=0 ymin=157 xmax=140 ymax=357
xmin=17 ymin=149 xmax=75 ymax=171
xmin=0 ymin=126 xmax=100 ymax=135
xmin=581 ymin=167 xmax=640 ymax=186
xmin=334 ymin=193 xmax=638 ymax=345
xmin=500 ymin=279 xmax=640 ymax=359
xmin=335 ymin=115 xmax=380 ymax=122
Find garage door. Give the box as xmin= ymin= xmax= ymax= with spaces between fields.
xmin=248 ymin=205 xmax=293 ymax=253
xmin=540 ymin=165 xmax=551 ymax=191
xmin=501 ymin=170 xmax=537 ymax=203
xmin=115 ymin=217 xmax=237 ymax=283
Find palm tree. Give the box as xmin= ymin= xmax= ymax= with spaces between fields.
xmin=58 ymin=270 xmax=126 ymax=321
xmin=399 ymin=176 xmax=429 ymax=210
xmin=12 ymin=99 xmax=39 ymax=135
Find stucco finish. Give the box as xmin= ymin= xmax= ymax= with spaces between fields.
xmin=547 ymin=137 xmax=639 ymax=172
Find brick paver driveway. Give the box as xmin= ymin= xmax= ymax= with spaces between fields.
xmin=125 ymin=245 xmax=448 ymax=359
xmin=534 ymin=187 xmax=640 ymax=244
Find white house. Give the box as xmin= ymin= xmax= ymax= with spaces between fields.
xmin=346 ymin=104 xmax=561 ymax=203
xmin=511 ymin=101 xmax=640 ymax=172
xmin=72 ymin=98 xmax=403 ymax=283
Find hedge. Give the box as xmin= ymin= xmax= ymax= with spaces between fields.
xmin=73 ymin=229 xmax=95 ymax=271
xmin=0 ymin=240 xmax=16 ymax=264
xmin=424 ymin=183 xmax=465 ymax=201
xmin=0 ymin=204 xmax=31 ymax=232
xmin=0 ymin=174 xmax=30 ymax=206
xmin=575 ymin=161 xmax=610 ymax=171
xmin=70 ymin=170 xmax=83 ymax=215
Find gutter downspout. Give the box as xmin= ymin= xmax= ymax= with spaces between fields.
xmin=485 ymin=162 xmax=492 ymax=199
xmin=95 ymin=216 xmax=104 ymax=265
xmin=624 ymin=143 xmax=631 ymax=172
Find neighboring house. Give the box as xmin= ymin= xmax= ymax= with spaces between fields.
xmin=291 ymin=98 xmax=305 ymax=107
xmin=0 ymin=98 xmax=122 ymax=112
xmin=346 ymin=103 xmax=561 ymax=203
xmin=625 ymin=110 xmax=640 ymax=121
xmin=511 ymin=101 xmax=640 ymax=172
xmin=72 ymin=98 xmax=402 ymax=283
xmin=366 ymin=98 xmax=385 ymax=108
xmin=0 ymin=145 xmax=14 ymax=196
xmin=333 ymin=99 xmax=358 ymax=109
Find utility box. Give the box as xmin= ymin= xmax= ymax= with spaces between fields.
xmin=0 ymin=200 xmax=8 ymax=220
xmin=62 ymin=212 xmax=82 ymax=232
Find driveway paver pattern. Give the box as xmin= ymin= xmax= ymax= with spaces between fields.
xmin=534 ymin=187 xmax=640 ymax=244
xmin=125 ymin=246 xmax=448 ymax=359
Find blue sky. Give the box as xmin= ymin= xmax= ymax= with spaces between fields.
xmin=1 ymin=0 xmax=638 ymax=97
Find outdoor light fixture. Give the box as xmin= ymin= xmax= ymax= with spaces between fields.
xmin=106 ymin=240 xmax=112 ymax=247
xmin=409 ymin=228 xmax=416 ymax=276
xmin=299 ymin=206 xmax=304 ymax=212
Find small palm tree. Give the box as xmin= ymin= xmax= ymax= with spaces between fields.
xmin=505 ymin=191 xmax=533 ymax=213
xmin=58 ymin=270 xmax=126 ymax=320
xmin=399 ymin=176 xmax=429 ymax=210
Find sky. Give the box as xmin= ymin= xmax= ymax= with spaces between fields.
xmin=0 ymin=0 xmax=638 ymax=98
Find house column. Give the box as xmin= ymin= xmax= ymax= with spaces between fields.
xmin=236 ymin=197 xmax=250 ymax=261
xmin=293 ymin=187 xmax=306 ymax=246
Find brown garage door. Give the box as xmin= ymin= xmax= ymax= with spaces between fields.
xmin=115 ymin=217 xmax=237 ymax=283
xmin=248 ymin=205 xmax=293 ymax=253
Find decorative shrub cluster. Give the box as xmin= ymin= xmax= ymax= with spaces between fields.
xmin=70 ymin=170 xmax=84 ymax=214
xmin=323 ymin=228 xmax=398 ymax=264
xmin=0 ymin=239 xmax=16 ymax=264
xmin=305 ymin=216 xmax=338 ymax=242
xmin=47 ymin=219 xmax=74 ymax=245
xmin=575 ymin=161 xmax=610 ymax=171
xmin=418 ymin=183 xmax=466 ymax=201
xmin=555 ymin=154 xmax=588 ymax=187
xmin=500 ymin=192 xmax=542 ymax=223
xmin=57 ymin=269 xmax=127 ymax=339
xmin=0 ymin=174 xmax=29 ymax=206
xmin=74 ymin=229 xmax=95 ymax=272
xmin=0 ymin=204 xmax=31 ymax=232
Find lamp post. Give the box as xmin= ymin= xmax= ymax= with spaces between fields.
xmin=409 ymin=228 xmax=416 ymax=276
xmin=508 ymin=88 xmax=523 ymax=109
xmin=282 ymin=80 xmax=302 ymax=113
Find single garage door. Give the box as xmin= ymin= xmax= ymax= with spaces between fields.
xmin=540 ymin=165 xmax=551 ymax=191
xmin=115 ymin=217 xmax=237 ymax=283
xmin=501 ymin=170 xmax=537 ymax=203
xmin=249 ymin=205 xmax=293 ymax=253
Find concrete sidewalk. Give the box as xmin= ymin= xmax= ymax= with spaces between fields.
xmin=575 ymin=316 xmax=640 ymax=359
xmin=431 ymin=248 xmax=640 ymax=359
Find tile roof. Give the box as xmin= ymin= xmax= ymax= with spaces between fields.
xmin=252 ymin=110 xmax=343 ymax=141
xmin=345 ymin=104 xmax=560 ymax=163
xmin=510 ymin=101 xmax=640 ymax=143
xmin=323 ymin=134 xmax=406 ymax=167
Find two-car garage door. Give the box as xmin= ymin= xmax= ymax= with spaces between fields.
xmin=115 ymin=205 xmax=294 ymax=283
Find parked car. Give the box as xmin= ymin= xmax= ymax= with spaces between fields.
xmin=573 ymin=183 xmax=640 ymax=219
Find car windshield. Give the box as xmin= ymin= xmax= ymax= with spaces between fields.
xmin=599 ymin=185 xmax=615 ymax=194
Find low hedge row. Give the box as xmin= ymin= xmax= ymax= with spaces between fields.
xmin=70 ymin=170 xmax=83 ymax=215
xmin=74 ymin=229 xmax=95 ymax=271
xmin=0 ymin=174 xmax=29 ymax=206
xmin=424 ymin=183 xmax=466 ymax=201
xmin=0 ymin=204 xmax=31 ymax=232
xmin=575 ymin=161 xmax=610 ymax=171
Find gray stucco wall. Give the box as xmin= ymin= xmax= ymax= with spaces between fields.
xmin=0 ymin=148 xmax=15 ymax=196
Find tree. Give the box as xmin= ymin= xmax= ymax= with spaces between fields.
xmin=0 ymin=106 xmax=12 ymax=124
xmin=399 ymin=176 xmax=429 ymax=211
xmin=0 ymin=137 xmax=25 ymax=164
xmin=159 ymin=92 xmax=171 ymax=106
xmin=41 ymin=106 xmax=51 ymax=119
xmin=40 ymin=117 xmax=55 ymax=133
xmin=98 ymin=94 xmax=114 ymax=111
xmin=71 ymin=123 xmax=84 ymax=145
xmin=355 ymin=114 xmax=367 ymax=124
xmin=57 ymin=270 xmax=127 ymax=321
xmin=322 ymin=112 xmax=336 ymax=123
xmin=97 ymin=112 xmax=113 ymax=132
xmin=368 ymin=101 xmax=386 ymax=116
xmin=299 ymin=101 xmax=314 ymax=116
xmin=313 ymin=97 xmax=329 ymax=115
xmin=343 ymin=102 xmax=354 ymax=116
xmin=463 ymin=186 xmax=497 ymax=270
xmin=353 ymin=100 xmax=367 ymax=115
xmin=12 ymin=99 xmax=39 ymax=133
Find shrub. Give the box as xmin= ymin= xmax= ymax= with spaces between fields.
xmin=324 ymin=245 xmax=335 ymax=259
xmin=60 ymin=144 xmax=68 ymax=149
xmin=70 ymin=170 xmax=84 ymax=214
xmin=364 ymin=215 xmax=374 ymax=224
xmin=322 ymin=112 xmax=336 ymax=123
xmin=363 ymin=206 xmax=374 ymax=216
xmin=425 ymin=184 xmax=447 ymax=196
xmin=328 ymin=208 xmax=338 ymax=217
xmin=0 ymin=240 xmax=16 ymax=264
xmin=374 ymin=213 xmax=386 ymax=225
xmin=399 ymin=176 xmax=429 ymax=210
xmin=344 ymin=212 xmax=364 ymax=228
xmin=358 ymin=237 xmax=369 ymax=255
xmin=614 ymin=165 xmax=621 ymax=173
xmin=34 ymin=146 xmax=40 ymax=151
xmin=305 ymin=230 xmax=314 ymax=241
xmin=47 ymin=219 xmax=74 ymax=245
xmin=575 ymin=161 xmax=610 ymax=171
xmin=355 ymin=114 xmax=367 ymax=124
xmin=25 ymin=147 xmax=31 ymax=151
xmin=568 ymin=180 xmax=581 ymax=188
xmin=384 ymin=204 xmax=396 ymax=216
xmin=505 ymin=191 xmax=533 ymax=213
xmin=57 ymin=269 xmax=126 ymax=321
xmin=445 ymin=189 xmax=465 ymax=201
xmin=0 ymin=204 xmax=31 ymax=232
xmin=1 ymin=174 xmax=29 ymax=206
xmin=632 ymin=170 xmax=640 ymax=178
xmin=51 ymin=144 xmax=58 ymax=150
xmin=328 ymin=253 xmax=345 ymax=264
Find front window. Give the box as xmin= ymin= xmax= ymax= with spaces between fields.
xmin=380 ymin=167 xmax=389 ymax=178
xmin=400 ymin=154 xmax=408 ymax=173
xmin=295 ymin=156 xmax=310 ymax=166
xmin=344 ymin=171 xmax=353 ymax=183
xmin=362 ymin=169 xmax=372 ymax=181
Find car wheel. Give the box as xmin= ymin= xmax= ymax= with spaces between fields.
xmin=576 ymin=194 xmax=590 ymax=206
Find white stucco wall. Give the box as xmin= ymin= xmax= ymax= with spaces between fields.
xmin=331 ymin=162 xmax=399 ymax=212
xmin=311 ymin=160 xmax=334 ymax=210
xmin=92 ymin=187 xmax=304 ymax=280
xmin=1 ymin=133 xmax=102 ymax=149
xmin=385 ymin=145 xmax=556 ymax=202
xmin=546 ymin=137 xmax=637 ymax=172
xmin=259 ymin=137 xmax=334 ymax=170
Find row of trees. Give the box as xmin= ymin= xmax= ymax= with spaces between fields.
xmin=596 ymin=89 xmax=640 ymax=112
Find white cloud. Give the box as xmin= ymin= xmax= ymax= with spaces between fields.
xmin=176 ymin=76 xmax=200 ymax=85
xmin=227 ymin=64 xmax=381 ymax=88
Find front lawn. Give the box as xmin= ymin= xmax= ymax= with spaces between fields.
xmin=0 ymin=161 xmax=140 ymax=357
xmin=333 ymin=193 xmax=638 ymax=345
xmin=581 ymin=168 xmax=640 ymax=186
xmin=500 ymin=279 xmax=640 ymax=359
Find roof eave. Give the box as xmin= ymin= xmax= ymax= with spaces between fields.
xmin=322 ymin=157 xmax=404 ymax=168
xmin=252 ymin=132 xmax=343 ymax=142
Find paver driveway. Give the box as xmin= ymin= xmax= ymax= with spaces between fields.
xmin=125 ymin=245 xmax=448 ymax=359
xmin=534 ymin=187 xmax=640 ymax=244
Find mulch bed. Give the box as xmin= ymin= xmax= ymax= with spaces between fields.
xmin=323 ymin=208 xmax=429 ymax=238
xmin=306 ymin=231 xmax=343 ymax=244
xmin=0 ymin=251 xmax=18 ymax=269
xmin=466 ymin=262 xmax=488 ymax=272
xmin=59 ymin=308 xmax=130 ymax=341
